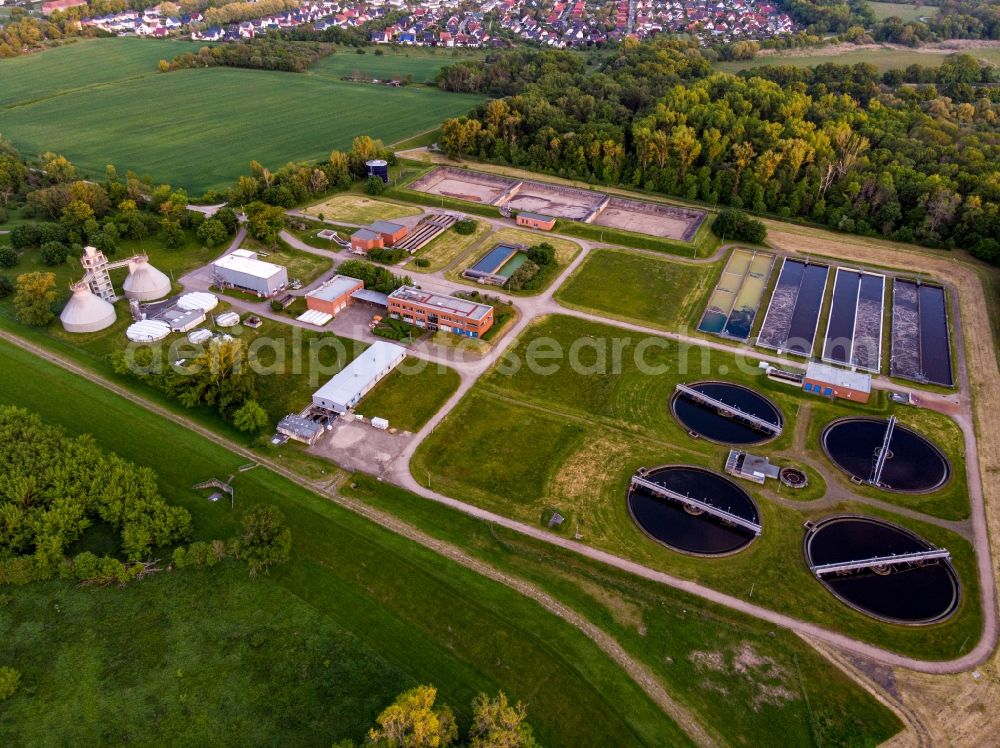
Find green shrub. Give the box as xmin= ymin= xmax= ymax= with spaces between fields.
xmin=365 ymin=176 xmax=386 ymax=196
xmin=0 ymin=246 xmax=16 ymax=269
xmin=453 ymin=219 xmax=477 ymax=235
xmin=415 ymin=257 xmax=431 ymax=268
xmin=0 ymin=667 xmax=20 ymax=701
xmin=711 ymin=208 xmax=767 ymax=243
xmin=368 ymin=247 xmax=408 ymax=265
xmin=507 ymin=259 xmax=540 ymax=291
xmin=39 ymin=241 xmax=68 ymax=266
xmin=0 ymin=275 xmax=13 ymax=298
xmin=526 ymin=242 xmax=555 ymax=266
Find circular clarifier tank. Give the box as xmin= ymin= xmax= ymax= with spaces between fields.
xmin=627 ymin=465 xmax=760 ymax=556
xmin=804 ymin=515 xmax=960 ymax=625
xmin=822 ymin=417 xmax=950 ymax=493
xmin=670 ymin=381 xmax=783 ymax=446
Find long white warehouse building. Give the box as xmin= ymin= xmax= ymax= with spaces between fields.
xmin=212 ymin=249 xmax=288 ymax=297
xmin=312 ymin=340 xmax=406 ymax=413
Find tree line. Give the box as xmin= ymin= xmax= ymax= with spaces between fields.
xmin=160 ymin=39 xmax=334 ymax=74
xmin=437 ymin=39 xmax=1000 ymax=265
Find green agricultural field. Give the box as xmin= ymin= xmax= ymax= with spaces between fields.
xmin=0 ymin=38 xmax=187 ymax=108
xmin=411 ymin=314 xmax=981 ymax=660
xmin=0 ymin=40 xmax=484 ymax=193
xmin=0 ymin=340 xmax=691 ymax=748
xmin=870 ymin=1 xmax=938 ymax=22
xmin=356 ymin=359 xmax=461 ymax=432
xmin=310 ymin=47 xmax=485 ymax=85
xmin=345 ymin=475 xmax=903 ymax=748
xmin=556 ymin=248 xmax=716 ymax=331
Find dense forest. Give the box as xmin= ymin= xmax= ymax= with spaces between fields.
xmin=436 ymin=40 xmax=1000 ymax=264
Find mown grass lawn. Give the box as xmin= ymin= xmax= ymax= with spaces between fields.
xmin=411 ymin=220 xmax=492 ymax=273
xmin=260 ymin=240 xmax=331 ymax=285
xmin=309 ymin=47 xmax=485 ymax=84
xmin=556 ymin=248 xmax=716 ymax=331
xmin=411 ymin=314 xmax=981 ymax=660
xmin=870 ymin=1 xmax=938 ymax=22
xmin=345 ymin=474 xmax=904 ymax=748
xmin=302 ymin=195 xmax=422 ymax=224
xmin=447 ymin=228 xmax=581 ymax=295
xmin=0 ymin=340 xmax=692 ymax=748
xmin=356 ymin=358 xmax=460 ymax=432
xmin=0 ymin=41 xmax=484 ymax=193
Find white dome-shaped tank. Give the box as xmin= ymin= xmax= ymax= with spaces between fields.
xmin=123 ymin=256 xmax=171 ymax=301
xmin=126 ymin=319 xmax=171 ymax=343
xmin=177 ymin=291 xmax=218 ymax=312
xmin=60 ymin=284 xmax=117 ymax=333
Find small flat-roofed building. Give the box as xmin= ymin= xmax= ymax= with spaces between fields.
xmin=312 ymin=340 xmax=406 ymax=413
xmin=277 ymin=414 xmax=325 ymax=445
xmin=803 ymin=361 xmax=871 ymax=403
xmin=387 ymin=286 xmax=493 ymax=338
xmin=369 ymin=220 xmax=409 ymax=246
xmin=516 ymin=212 xmax=556 ymax=231
xmin=306 ymin=275 xmax=364 ymax=316
xmin=724 ymin=449 xmax=780 ymax=485
xmin=162 ymin=307 xmax=206 ymax=333
xmin=212 ymin=249 xmax=288 ymax=297
xmin=351 ymin=228 xmax=383 ymax=254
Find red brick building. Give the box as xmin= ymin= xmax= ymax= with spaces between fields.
xmin=305 ymin=275 xmax=364 ymax=316
xmin=350 ymin=229 xmax=383 ymax=254
xmin=369 ymin=220 xmax=408 ymax=246
xmin=387 ymin=286 xmax=493 ymax=338
xmin=516 ymin=212 xmax=556 ymax=231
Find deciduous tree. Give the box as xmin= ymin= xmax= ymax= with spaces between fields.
xmin=13 ymin=271 xmax=57 ymax=327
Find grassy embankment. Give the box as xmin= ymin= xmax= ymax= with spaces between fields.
xmin=0 ymin=339 xmax=691 ymax=748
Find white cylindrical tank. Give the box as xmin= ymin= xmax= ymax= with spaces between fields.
xmin=123 ymin=257 xmax=171 ymax=301
xmin=60 ymin=284 xmax=117 ymax=333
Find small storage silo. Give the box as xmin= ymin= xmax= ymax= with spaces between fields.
xmin=366 ymin=159 xmax=389 ymax=184
xmin=60 ymin=284 xmax=117 ymax=333
xmin=123 ymin=256 xmax=171 ymax=301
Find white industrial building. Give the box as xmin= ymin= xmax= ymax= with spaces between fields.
xmin=312 ymin=340 xmax=406 ymax=413
xmin=212 ymin=249 xmax=288 ymax=297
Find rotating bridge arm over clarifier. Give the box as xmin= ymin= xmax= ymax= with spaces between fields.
xmin=810 ymin=548 xmax=951 ymax=576
xmin=629 ymin=475 xmax=762 ymax=535
xmin=869 ymin=415 xmax=897 ymax=486
xmin=674 ymin=383 xmax=782 ymax=436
